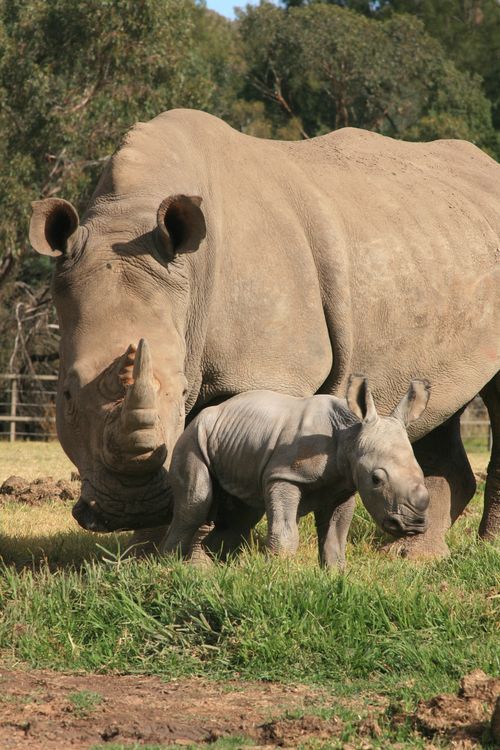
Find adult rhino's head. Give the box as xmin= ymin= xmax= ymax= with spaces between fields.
xmin=345 ymin=375 xmax=430 ymax=537
xmin=29 ymin=193 xmax=207 ymax=531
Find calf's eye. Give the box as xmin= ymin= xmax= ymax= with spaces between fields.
xmin=372 ymin=470 xmax=385 ymax=486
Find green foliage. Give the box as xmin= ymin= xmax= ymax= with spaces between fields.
xmin=0 ymin=0 xmax=239 ymax=260
xmin=238 ymin=2 xmax=496 ymax=151
xmin=382 ymin=1 xmax=500 ymax=127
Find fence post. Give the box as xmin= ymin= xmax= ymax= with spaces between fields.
xmin=9 ymin=376 xmax=17 ymax=443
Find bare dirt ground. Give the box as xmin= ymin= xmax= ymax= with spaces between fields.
xmin=0 ymin=671 xmax=348 ymax=749
xmin=0 ymin=670 xmax=498 ymax=749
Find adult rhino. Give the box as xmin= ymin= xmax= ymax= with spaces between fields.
xmin=29 ymin=109 xmax=500 ymax=558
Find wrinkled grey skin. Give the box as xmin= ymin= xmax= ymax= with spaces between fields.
xmin=162 ymin=376 xmax=430 ymax=567
xmin=28 ymin=109 xmax=499 ymax=557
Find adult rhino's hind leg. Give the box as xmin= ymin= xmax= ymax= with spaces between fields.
xmin=385 ymin=414 xmax=476 ymax=559
xmin=479 ymin=375 xmax=500 ymax=540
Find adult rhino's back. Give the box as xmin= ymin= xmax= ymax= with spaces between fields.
xmin=276 ymin=126 xmax=499 ymax=433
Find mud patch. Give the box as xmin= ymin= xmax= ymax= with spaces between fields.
xmin=0 ymin=476 xmax=76 ymax=505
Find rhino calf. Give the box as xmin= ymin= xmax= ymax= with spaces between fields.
xmin=161 ymin=375 xmax=430 ymax=567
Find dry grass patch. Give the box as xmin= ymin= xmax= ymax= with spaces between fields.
xmin=0 ymin=441 xmax=73 ymax=481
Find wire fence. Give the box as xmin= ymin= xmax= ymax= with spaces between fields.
xmin=0 ymin=374 xmax=57 ymax=441
xmin=0 ymin=373 xmax=492 ymax=449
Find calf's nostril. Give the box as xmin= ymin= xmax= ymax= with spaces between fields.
xmin=412 ymin=484 xmax=430 ymax=512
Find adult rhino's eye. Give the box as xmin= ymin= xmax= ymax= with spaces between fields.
xmin=98 ymin=373 xmax=126 ymax=404
xmin=62 ymin=388 xmax=77 ymax=420
xmin=372 ymin=470 xmax=385 ymax=487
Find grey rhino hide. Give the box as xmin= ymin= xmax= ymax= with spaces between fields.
xmin=29 ymin=109 xmax=500 ymax=534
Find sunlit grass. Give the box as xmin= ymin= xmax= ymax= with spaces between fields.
xmin=0 ymin=440 xmax=74 ymax=481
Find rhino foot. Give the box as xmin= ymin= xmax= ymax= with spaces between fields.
xmin=187 ymin=523 xmax=215 ymax=567
xmin=125 ymin=526 xmax=169 ymax=558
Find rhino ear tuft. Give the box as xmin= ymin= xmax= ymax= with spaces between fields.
xmin=392 ymin=379 xmax=431 ymax=426
xmin=29 ymin=198 xmax=79 ymax=257
xmin=155 ymin=194 xmax=206 ymax=260
xmin=346 ymin=373 xmax=378 ymax=423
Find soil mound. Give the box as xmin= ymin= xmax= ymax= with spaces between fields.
xmin=259 ymin=714 xmax=343 ymax=746
xmin=395 ymin=670 xmax=500 ymax=746
xmin=0 ymin=476 xmax=76 ymax=505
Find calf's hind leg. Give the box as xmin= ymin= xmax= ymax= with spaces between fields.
xmin=480 ymin=375 xmax=500 ymax=540
xmin=203 ymin=488 xmax=264 ymax=560
xmin=160 ymin=451 xmax=213 ymax=559
xmin=265 ymin=481 xmax=301 ymax=556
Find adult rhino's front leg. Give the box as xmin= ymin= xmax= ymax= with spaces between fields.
xmin=385 ymin=414 xmax=476 ymax=559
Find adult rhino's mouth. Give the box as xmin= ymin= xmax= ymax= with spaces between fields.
xmin=73 ymin=472 xmax=173 ymax=532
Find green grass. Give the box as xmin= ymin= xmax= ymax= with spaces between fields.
xmin=68 ymin=689 xmax=103 ymax=717
xmin=0 ymin=440 xmax=74 ymax=481
xmin=0 ymin=512 xmax=497 ymax=701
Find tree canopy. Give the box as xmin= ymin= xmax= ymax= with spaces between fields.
xmin=0 ymin=0 xmax=498 ymax=374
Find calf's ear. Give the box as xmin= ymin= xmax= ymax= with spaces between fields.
xmin=392 ymin=380 xmax=430 ymax=426
xmin=155 ymin=194 xmax=206 ymax=260
xmin=29 ymin=198 xmax=79 ymax=257
xmin=346 ymin=374 xmax=377 ymax=423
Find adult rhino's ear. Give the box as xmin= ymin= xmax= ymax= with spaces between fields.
xmin=392 ymin=379 xmax=430 ymax=426
xmin=155 ymin=194 xmax=206 ymax=260
xmin=29 ymin=198 xmax=79 ymax=257
xmin=346 ymin=373 xmax=377 ymax=423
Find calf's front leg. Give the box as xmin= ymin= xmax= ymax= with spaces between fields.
xmin=314 ymin=495 xmax=356 ymax=569
xmin=264 ymin=480 xmax=301 ymax=557
xmin=160 ymin=454 xmax=213 ymax=560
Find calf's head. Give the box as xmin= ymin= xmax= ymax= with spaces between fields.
xmin=345 ymin=375 xmax=430 ymax=537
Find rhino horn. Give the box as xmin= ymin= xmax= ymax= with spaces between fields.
xmin=119 ymin=339 xmax=166 ymax=465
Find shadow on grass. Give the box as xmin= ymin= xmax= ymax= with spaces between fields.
xmin=0 ymin=529 xmax=132 ymax=570
xmin=0 ymin=482 xmax=487 ymax=572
